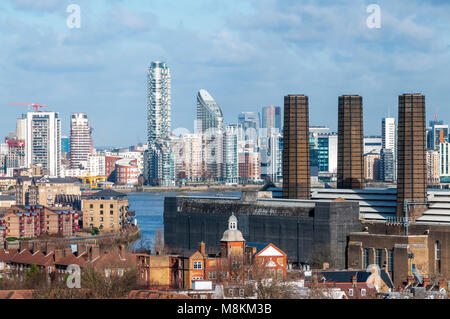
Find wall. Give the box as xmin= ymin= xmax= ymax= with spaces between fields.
xmin=164 ymin=196 xmax=361 ymax=269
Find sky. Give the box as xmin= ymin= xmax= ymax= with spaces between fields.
xmin=1 ymin=0 xmax=450 ymax=147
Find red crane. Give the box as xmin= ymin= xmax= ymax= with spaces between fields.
xmin=8 ymin=102 xmax=48 ymax=112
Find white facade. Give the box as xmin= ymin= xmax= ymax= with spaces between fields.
xmin=70 ymin=113 xmax=92 ymax=169
xmin=24 ymin=111 xmax=61 ymax=177
xmin=440 ymin=142 xmax=450 ymax=177
xmin=87 ymin=154 xmax=106 ymax=176
xmin=381 ymin=118 xmax=396 ymax=151
xmin=364 ymin=136 xmax=382 ymax=155
xmin=196 ymin=89 xmax=224 ymax=133
xmin=328 ymin=134 xmax=338 ymax=174
xmin=224 ymin=125 xmax=238 ymax=184
xmin=147 ymin=61 xmax=171 ymax=143
xmin=381 ymin=117 xmax=397 ymax=182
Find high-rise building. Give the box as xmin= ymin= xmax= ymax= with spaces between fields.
xmin=337 ymin=95 xmax=364 ymax=189
xmin=426 ymin=149 xmax=440 ymax=186
xmin=70 ymin=113 xmax=92 ymax=169
xmin=396 ymin=94 xmax=427 ymax=218
xmin=439 ymin=142 xmax=450 ymax=184
xmin=364 ymin=136 xmax=382 ymax=155
xmin=260 ymin=131 xmax=282 ymax=183
xmin=223 ymin=125 xmax=238 ymax=184
xmin=282 ymin=95 xmax=310 ymax=199
xmin=61 ymin=136 xmax=70 ymax=154
xmin=196 ymin=89 xmax=224 ymax=133
xmin=381 ymin=117 xmax=397 ymax=182
xmin=24 ymin=111 xmax=61 ymax=177
xmin=147 ymin=61 xmax=173 ymax=186
xmin=147 ymin=61 xmax=171 ymax=144
xmin=4 ymin=136 xmax=25 ymax=176
xmin=364 ymin=153 xmax=381 ymax=181
xmin=238 ymin=149 xmax=261 ymax=184
xmin=238 ymin=112 xmax=259 ymax=143
xmin=261 ymin=105 xmax=282 ymax=131
xmin=427 ymin=121 xmax=448 ymax=151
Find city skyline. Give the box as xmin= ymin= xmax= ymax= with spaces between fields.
xmin=1 ymin=1 xmax=450 ymax=146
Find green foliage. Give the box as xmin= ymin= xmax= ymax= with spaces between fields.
xmin=6 ymin=237 xmax=18 ymax=242
xmin=26 ymin=264 xmax=39 ymax=277
xmin=91 ymin=227 xmax=100 ymax=235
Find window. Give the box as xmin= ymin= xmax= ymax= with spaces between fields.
xmin=388 ymin=250 xmax=394 ymax=272
xmin=100 ymin=217 xmax=104 ymax=222
xmin=90 ymin=204 xmax=93 ymax=209
xmin=110 ymin=211 xmax=114 ymax=215
xmin=376 ymin=249 xmax=382 ymax=267
xmin=100 ymin=211 xmax=104 ymax=215
xmin=239 ymin=289 xmax=245 ymax=297
xmin=348 ymin=288 xmax=354 ymax=297
xmin=110 ymin=204 xmax=114 ymax=209
xmin=100 ymin=204 xmax=104 ymax=209
xmin=117 ymin=268 xmax=124 ymax=277
xmin=105 ymin=269 xmax=111 ymax=278
xmin=436 ymin=241 xmax=441 ymax=273
xmin=363 ymin=248 xmax=370 ymax=269
xmin=361 ymin=289 xmax=366 ymax=297
xmin=232 ymin=261 xmax=240 ymax=269
xmin=193 ymin=261 xmax=202 ymax=269
xmin=90 ymin=217 xmax=93 ymax=222
xmin=192 ymin=276 xmax=203 ymax=281
xmin=208 ymin=272 xmax=216 ymax=280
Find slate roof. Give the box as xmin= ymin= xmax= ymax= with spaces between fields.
xmin=86 ymin=189 xmax=127 ymax=200
xmin=320 ymin=270 xmax=394 ymax=289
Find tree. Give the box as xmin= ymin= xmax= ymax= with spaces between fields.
xmin=152 ymin=228 xmax=165 ymax=254
xmin=91 ymin=227 xmax=100 ymax=236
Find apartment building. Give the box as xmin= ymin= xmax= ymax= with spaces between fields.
xmin=15 ymin=176 xmax=81 ymax=207
xmin=82 ymin=189 xmax=131 ymax=232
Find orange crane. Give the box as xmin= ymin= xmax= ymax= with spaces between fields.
xmin=8 ymin=102 xmax=48 ymax=112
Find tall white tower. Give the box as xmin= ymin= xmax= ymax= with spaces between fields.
xmin=147 ymin=61 xmax=171 ymax=144
xmin=147 ymin=61 xmax=173 ymax=185
xmin=70 ymin=113 xmax=93 ymax=169
xmin=381 ymin=117 xmax=397 ymax=182
xmin=24 ymin=111 xmax=61 ymax=177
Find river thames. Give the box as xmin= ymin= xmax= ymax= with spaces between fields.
xmin=128 ymin=191 xmax=241 ymax=248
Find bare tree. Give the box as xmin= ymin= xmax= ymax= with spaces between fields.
xmin=152 ymin=228 xmax=165 ymax=254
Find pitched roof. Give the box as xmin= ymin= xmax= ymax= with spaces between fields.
xmin=320 ymin=270 xmax=393 ymax=289
xmin=0 ymin=249 xmax=18 ymax=262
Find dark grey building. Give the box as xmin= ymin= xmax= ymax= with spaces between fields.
xmin=164 ymin=192 xmax=361 ymax=268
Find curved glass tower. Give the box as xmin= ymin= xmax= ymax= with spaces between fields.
xmin=196 ymin=89 xmax=224 ymax=133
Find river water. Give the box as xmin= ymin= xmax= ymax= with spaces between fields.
xmin=127 ymin=191 xmax=241 ymax=249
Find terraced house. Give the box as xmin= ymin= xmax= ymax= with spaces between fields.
xmin=0 ymin=205 xmax=79 ymax=239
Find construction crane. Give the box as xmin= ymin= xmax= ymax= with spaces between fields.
xmin=8 ymin=102 xmax=48 ymax=112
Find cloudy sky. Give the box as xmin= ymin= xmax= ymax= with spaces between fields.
xmin=1 ymin=0 xmax=450 ymax=147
